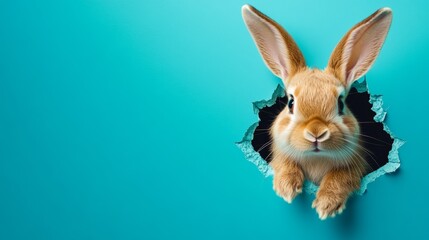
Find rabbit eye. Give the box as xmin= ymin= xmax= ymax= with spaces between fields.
xmin=338 ymin=96 xmax=344 ymax=115
xmin=288 ymin=95 xmax=294 ymax=114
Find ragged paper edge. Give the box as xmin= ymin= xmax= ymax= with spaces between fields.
xmin=235 ymin=85 xmax=285 ymax=176
xmin=236 ymin=79 xmax=404 ymax=195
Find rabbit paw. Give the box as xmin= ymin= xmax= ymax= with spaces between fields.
xmin=312 ymin=194 xmax=346 ymax=220
xmin=273 ymin=172 xmax=304 ymax=203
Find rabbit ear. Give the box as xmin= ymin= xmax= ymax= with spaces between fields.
xmin=327 ymin=8 xmax=392 ymax=87
xmin=242 ymin=4 xmax=306 ymax=81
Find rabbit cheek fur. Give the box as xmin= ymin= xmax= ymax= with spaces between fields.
xmin=242 ymin=4 xmax=392 ymax=219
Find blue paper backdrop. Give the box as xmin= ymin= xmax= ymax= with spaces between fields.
xmin=0 ymin=0 xmax=427 ymax=239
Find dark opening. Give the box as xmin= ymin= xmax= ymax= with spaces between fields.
xmin=251 ymin=86 xmax=394 ymax=173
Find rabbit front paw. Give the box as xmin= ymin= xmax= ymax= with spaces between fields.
xmin=273 ymin=172 xmax=304 ymax=203
xmin=312 ymin=193 xmax=346 ymax=220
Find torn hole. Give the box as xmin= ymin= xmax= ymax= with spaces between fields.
xmin=236 ymin=79 xmax=404 ymax=195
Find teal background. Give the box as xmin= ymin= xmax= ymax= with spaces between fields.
xmin=0 ymin=0 xmax=427 ymax=239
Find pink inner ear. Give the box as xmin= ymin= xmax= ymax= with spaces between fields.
xmin=242 ymin=5 xmax=306 ymax=81
xmin=344 ymin=29 xmax=370 ymax=82
xmin=343 ymin=11 xmax=392 ymax=85
xmin=242 ymin=7 xmax=290 ymax=78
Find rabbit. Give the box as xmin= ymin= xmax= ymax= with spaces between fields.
xmin=242 ymin=4 xmax=392 ymax=219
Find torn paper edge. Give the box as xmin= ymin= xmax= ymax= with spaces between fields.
xmin=235 ymin=79 xmax=404 ymax=195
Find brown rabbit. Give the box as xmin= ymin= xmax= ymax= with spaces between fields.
xmin=242 ymin=4 xmax=392 ymax=219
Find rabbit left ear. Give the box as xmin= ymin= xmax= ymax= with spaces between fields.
xmin=327 ymin=8 xmax=393 ymax=87
xmin=242 ymin=4 xmax=306 ymax=81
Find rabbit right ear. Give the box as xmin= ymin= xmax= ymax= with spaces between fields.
xmin=242 ymin=4 xmax=306 ymax=81
xmin=327 ymin=8 xmax=392 ymax=88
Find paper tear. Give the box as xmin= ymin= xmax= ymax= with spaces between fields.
xmin=236 ymin=79 xmax=403 ymax=195
xmin=236 ymin=122 xmax=274 ymax=176
xmin=236 ymin=85 xmax=285 ymax=176
xmin=252 ymin=85 xmax=285 ymax=114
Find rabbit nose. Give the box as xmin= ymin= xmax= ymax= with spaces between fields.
xmin=304 ymin=128 xmax=330 ymax=143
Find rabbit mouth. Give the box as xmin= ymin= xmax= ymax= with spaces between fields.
xmin=306 ymin=145 xmax=323 ymax=154
xmin=312 ymin=141 xmax=321 ymax=152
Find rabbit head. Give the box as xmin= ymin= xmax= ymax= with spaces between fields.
xmin=242 ymin=5 xmax=392 ymax=167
